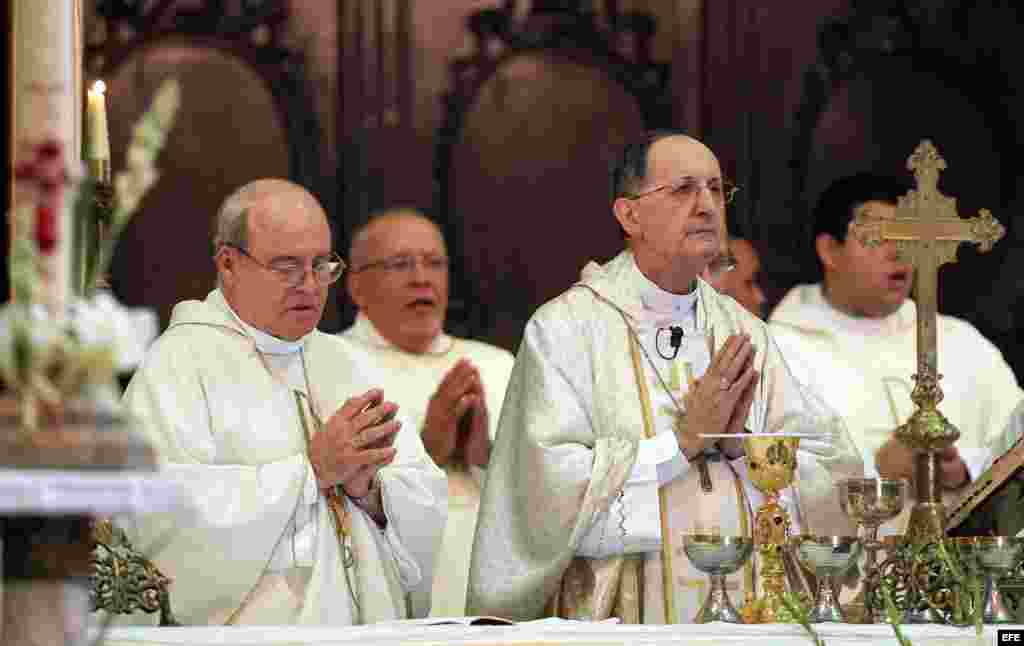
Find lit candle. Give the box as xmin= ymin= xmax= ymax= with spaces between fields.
xmin=87 ymin=80 xmax=110 ymax=162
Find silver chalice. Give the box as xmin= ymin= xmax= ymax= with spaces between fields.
xmin=682 ymin=534 xmax=754 ymax=623
xmin=974 ymin=536 xmax=1024 ymax=623
xmin=837 ymin=478 xmax=907 ymax=622
xmin=791 ymin=535 xmax=862 ymax=623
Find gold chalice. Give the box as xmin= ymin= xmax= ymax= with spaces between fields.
xmin=837 ymin=478 xmax=907 ymax=622
xmin=791 ymin=535 xmax=862 ymax=623
xmin=743 ymin=434 xmax=801 ymax=623
xmin=682 ymin=534 xmax=754 ymax=623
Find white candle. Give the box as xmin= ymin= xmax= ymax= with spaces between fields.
xmin=87 ymin=80 xmax=110 ymax=161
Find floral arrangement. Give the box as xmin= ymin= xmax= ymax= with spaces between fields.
xmin=1 ymin=79 xmax=180 ymax=435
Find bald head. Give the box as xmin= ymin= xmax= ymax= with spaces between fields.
xmin=214 ymin=178 xmax=332 ymax=340
xmin=349 ymin=208 xmax=445 ymax=271
xmin=611 ymin=130 xmax=706 ymax=200
xmin=346 ymin=208 xmax=450 ymax=354
xmin=214 ymin=179 xmax=326 ymax=252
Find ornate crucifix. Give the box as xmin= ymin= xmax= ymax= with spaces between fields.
xmin=849 ymin=140 xmax=1006 ymax=542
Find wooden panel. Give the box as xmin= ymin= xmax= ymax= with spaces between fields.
xmin=451 ymin=52 xmax=646 ymax=351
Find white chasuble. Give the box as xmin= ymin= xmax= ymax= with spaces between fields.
xmin=467 ymin=251 xmax=863 ymax=623
xmin=337 ymin=315 xmax=514 ymax=617
xmin=770 ymin=284 xmax=1023 ymax=535
xmin=119 ymin=290 xmax=447 ymax=625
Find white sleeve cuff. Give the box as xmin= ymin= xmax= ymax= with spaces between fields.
xmin=575 ymin=472 xmax=664 ymax=558
xmin=302 ymin=459 xmax=319 ymax=505
xmin=959 ymin=448 xmax=990 ymax=482
xmin=633 ymin=433 xmax=689 ymax=485
xmin=377 ymin=479 xmax=423 ymax=590
xmin=620 ymin=478 xmax=662 ymax=553
xmin=862 ymin=448 xmax=880 ymax=478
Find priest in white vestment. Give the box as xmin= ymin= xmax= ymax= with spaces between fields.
xmin=467 ymin=132 xmax=863 ymax=624
xmin=120 ymin=180 xmax=446 ymax=625
xmin=768 ymin=173 xmax=1023 ymax=535
xmin=338 ymin=208 xmax=514 ymax=617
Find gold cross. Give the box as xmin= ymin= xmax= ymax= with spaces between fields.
xmin=849 ymin=140 xmax=1004 ymax=415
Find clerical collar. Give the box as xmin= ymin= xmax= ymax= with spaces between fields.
xmin=223 ymin=299 xmax=308 ymax=355
xmin=351 ymin=313 xmax=453 ymax=355
xmin=632 ymin=261 xmax=698 ymax=320
xmin=813 ymin=284 xmax=915 ymax=336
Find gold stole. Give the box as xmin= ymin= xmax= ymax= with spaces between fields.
xmin=294 ymin=391 xmax=362 ymax=621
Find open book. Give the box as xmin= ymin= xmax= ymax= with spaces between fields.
xmin=422 ymin=616 xmax=517 ymax=626
xmin=947 ymin=432 xmax=1024 ymax=535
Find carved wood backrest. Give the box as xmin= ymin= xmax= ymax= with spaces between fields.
xmin=83 ymin=0 xmax=330 ymax=329
xmin=433 ymin=1 xmax=672 ymax=344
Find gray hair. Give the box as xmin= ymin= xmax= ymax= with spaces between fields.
xmin=212 ymin=193 xmax=250 ymax=252
xmin=610 ymin=128 xmax=691 ymax=200
xmin=211 ymin=186 xmax=253 ymax=288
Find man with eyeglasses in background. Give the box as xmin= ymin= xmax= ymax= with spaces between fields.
xmin=120 ymin=179 xmax=446 ymax=626
xmin=337 ymin=207 xmax=513 ymax=617
xmin=467 ymin=130 xmax=861 ymax=623
xmin=702 ymin=224 xmax=767 ymax=319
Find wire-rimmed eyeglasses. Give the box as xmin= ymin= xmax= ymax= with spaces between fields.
xmin=706 ymin=250 xmax=738 ymax=281
xmin=624 ymin=176 xmax=739 ymax=205
xmin=351 ymin=254 xmax=450 ymax=274
xmin=224 ymin=243 xmax=346 ymax=287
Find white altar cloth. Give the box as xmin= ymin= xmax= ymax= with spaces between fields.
xmin=0 ymin=468 xmax=187 ymax=516
xmin=94 ymin=620 xmax=1014 ymax=646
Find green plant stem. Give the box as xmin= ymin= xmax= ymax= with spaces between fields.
xmin=880 ymin=583 xmax=913 ymax=646
xmin=779 ymin=592 xmax=825 ymax=646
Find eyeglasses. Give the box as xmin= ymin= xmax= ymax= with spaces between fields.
xmin=624 ymin=176 xmax=739 ymax=205
xmin=352 ymin=254 xmax=450 ymax=274
xmin=706 ymin=250 xmax=738 ymax=280
xmin=225 ymin=244 xmax=346 ymax=287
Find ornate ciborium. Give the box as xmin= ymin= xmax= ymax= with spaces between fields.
xmin=743 ymin=435 xmax=801 ymax=623
xmin=837 ymin=478 xmax=907 ymax=621
xmin=791 ymin=535 xmax=862 ymax=623
xmin=682 ymin=534 xmax=754 ymax=623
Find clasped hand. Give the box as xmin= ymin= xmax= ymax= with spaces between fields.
xmin=677 ymin=333 xmax=759 ymax=460
xmin=422 ymin=359 xmax=491 ymax=468
xmin=875 ymin=437 xmax=969 ymax=489
xmin=309 ymin=388 xmax=401 ymax=498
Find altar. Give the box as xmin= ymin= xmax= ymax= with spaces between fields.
xmin=94 ymin=620 xmax=1013 ymax=646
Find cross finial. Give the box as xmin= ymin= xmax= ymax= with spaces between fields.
xmin=907 ymin=140 xmax=945 ymax=195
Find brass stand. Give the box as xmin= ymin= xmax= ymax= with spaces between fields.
xmin=849 ymin=140 xmax=1006 ymax=623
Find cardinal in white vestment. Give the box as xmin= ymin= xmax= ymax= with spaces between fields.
xmin=338 ymin=208 xmax=514 ymax=617
xmin=120 ymin=180 xmax=446 ymax=625
xmin=768 ymin=173 xmax=1023 ymax=535
xmin=467 ymin=132 xmax=863 ymax=624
